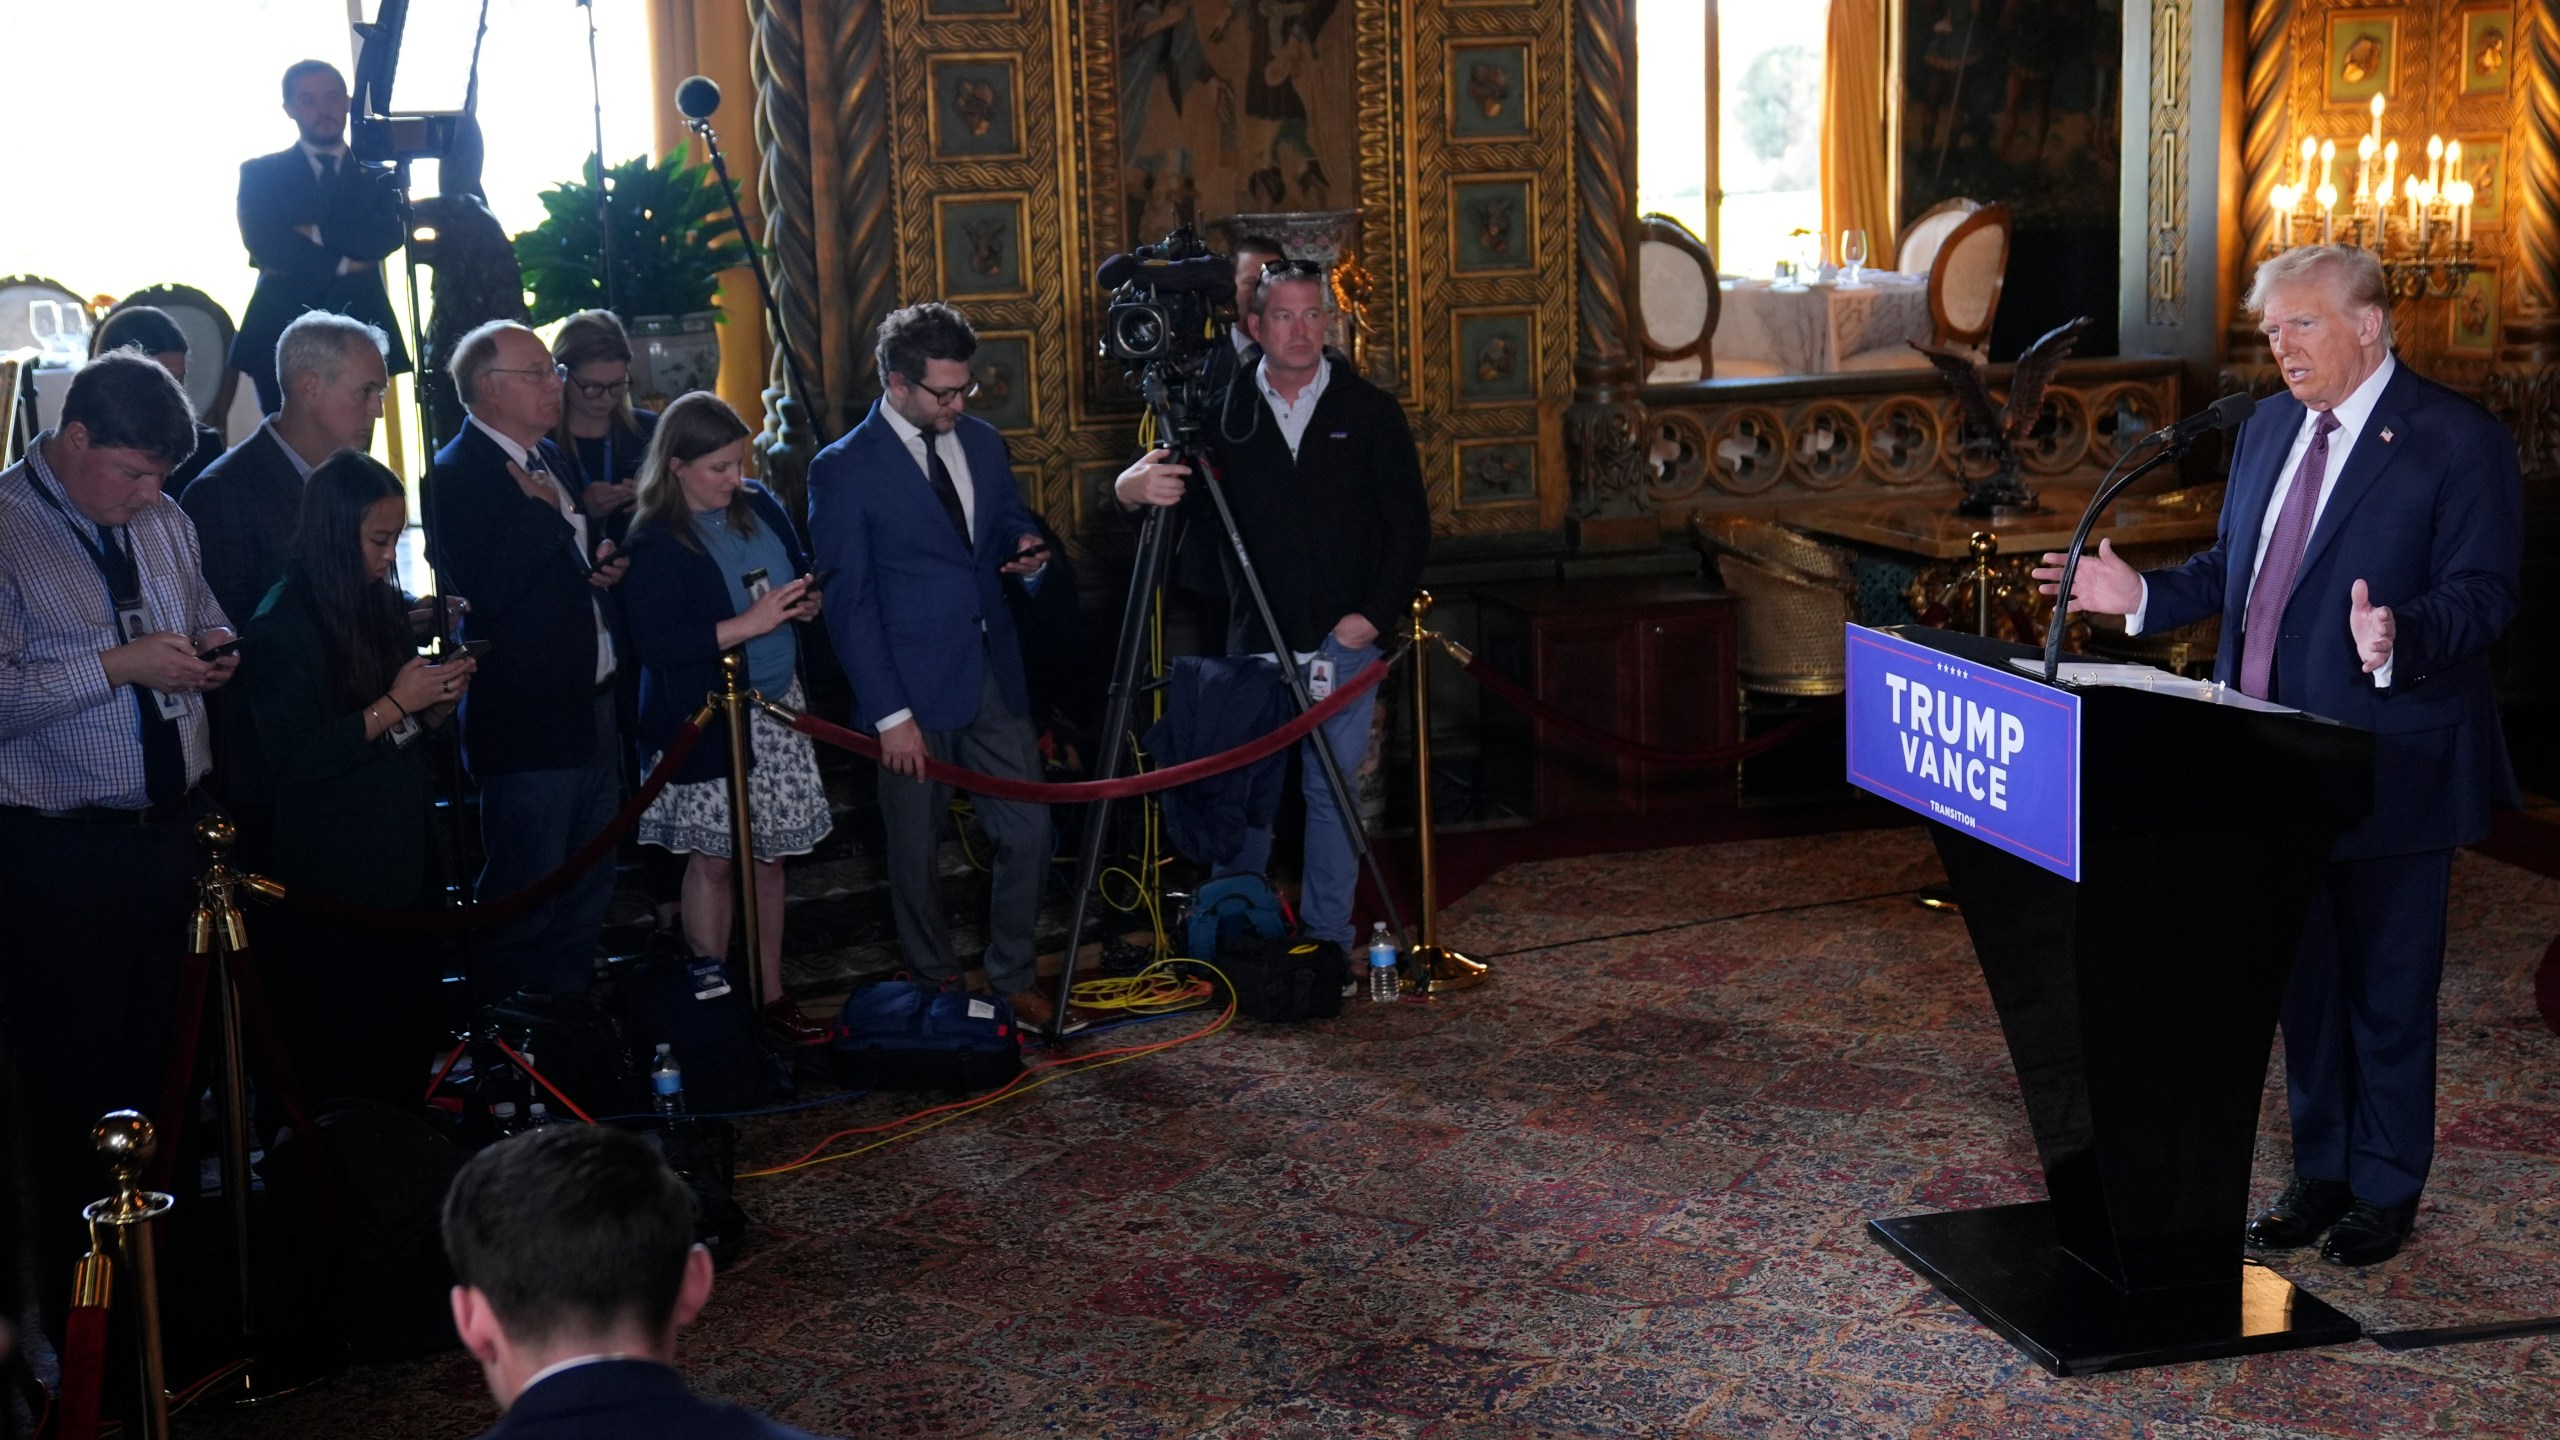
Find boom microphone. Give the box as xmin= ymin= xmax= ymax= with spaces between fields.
xmin=675 ymin=75 xmax=722 ymax=122
xmin=1093 ymin=252 xmax=1235 ymax=294
xmin=2147 ymin=390 xmax=2256 ymax=446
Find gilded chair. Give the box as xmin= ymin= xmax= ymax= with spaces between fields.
xmin=1636 ymin=213 xmax=1722 ymax=383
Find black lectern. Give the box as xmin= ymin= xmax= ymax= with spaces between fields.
xmin=1850 ymin=626 xmax=2375 ymax=1375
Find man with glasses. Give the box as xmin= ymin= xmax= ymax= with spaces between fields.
xmin=428 ymin=321 xmax=632 ymax=999
xmin=808 ymin=302 xmax=1072 ymax=1029
xmin=1116 ymin=261 xmax=1429 ymax=955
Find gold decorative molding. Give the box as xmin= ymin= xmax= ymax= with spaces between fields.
xmin=2148 ymin=0 xmax=2195 ymax=324
xmin=1570 ymin=0 xmax=1637 ymax=387
xmin=749 ymin=0 xmax=820 ymax=434
xmin=823 ymin=0 xmax=894 ymax=429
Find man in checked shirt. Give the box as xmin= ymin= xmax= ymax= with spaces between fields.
xmin=0 ymin=350 xmax=240 ymax=1330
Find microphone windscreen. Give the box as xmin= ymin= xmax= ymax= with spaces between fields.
xmin=674 ymin=76 xmax=723 ymax=121
xmin=1148 ymin=255 xmax=1238 ymax=293
xmin=2207 ymin=390 xmax=2257 ymax=430
xmin=1094 ymin=252 xmax=1142 ymax=289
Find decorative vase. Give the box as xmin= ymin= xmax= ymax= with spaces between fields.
xmin=623 ymin=311 xmax=722 ymax=409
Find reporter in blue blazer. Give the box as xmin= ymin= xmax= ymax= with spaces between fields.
xmin=620 ymin=394 xmax=831 ymax=1047
xmin=806 ymin=302 xmax=1069 ymax=1028
xmin=2035 ymin=245 xmax=2522 ymax=1266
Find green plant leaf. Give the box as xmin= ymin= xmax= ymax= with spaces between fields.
xmin=510 ymin=152 xmax=744 ymax=325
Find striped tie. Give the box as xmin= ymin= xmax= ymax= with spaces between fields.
xmin=2238 ymin=409 xmax=2341 ymax=700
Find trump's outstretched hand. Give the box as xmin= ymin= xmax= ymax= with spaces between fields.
xmin=2031 ymin=538 xmax=2143 ymax=615
xmin=2350 ymin=578 xmax=2395 ymax=673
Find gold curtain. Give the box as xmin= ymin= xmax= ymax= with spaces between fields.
xmin=647 ymin=0 xmax=769 ymax=429
xmin=1820 ymin=0 xmax=1894 ymax=264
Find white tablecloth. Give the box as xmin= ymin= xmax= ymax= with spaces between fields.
xmin=1715 ymin=273 xmax=1932 ymax=373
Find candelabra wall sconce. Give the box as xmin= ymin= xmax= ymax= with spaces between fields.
xmin=2265 ymin=93 xmax=2478 ymax=301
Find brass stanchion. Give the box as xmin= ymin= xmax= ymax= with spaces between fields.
xmin=718 ymin=650 xmax=767 ymax=1012
xmin=1406 ymin=592 xmax=1486 ymax=994
xmin=84 ymin=1110 xmax=174 ymax=1440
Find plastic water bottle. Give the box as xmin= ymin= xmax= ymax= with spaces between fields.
xmin=527 ymin=1102 xmax=554 ymax=1129
xmin=650 ymin=1044 xmax=687 ymax=1116
xmin=1368 ymin=923 xmax=1399 ymax=1003
xmin=490 ymin=1100 xmax=521 ymax=1138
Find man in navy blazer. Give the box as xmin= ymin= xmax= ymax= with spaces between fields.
xmin=808 ymin=303 xmax=1068 ymax=1027
xmin=228 ymin=61 xmax=411 ymax=416
xmin=428 ymin=321 xmax=632 ymax=997
xmin=444 ymin=1126 xmax=826 ymax=1440
xmin=2036 ymin=244 xmax=2522 ymax=1265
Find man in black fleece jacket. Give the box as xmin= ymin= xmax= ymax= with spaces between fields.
xmin=1116 ymin=260 xmax=1431 ymax=946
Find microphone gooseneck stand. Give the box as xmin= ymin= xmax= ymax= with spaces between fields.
xmin=2039 ymin=435 xmax=2194 ymax=684
xmin=677 ymin=80 xmax=818 ymax=422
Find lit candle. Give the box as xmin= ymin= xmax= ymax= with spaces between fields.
xmin=2405 ymin=172 xmax=2423 ymax=228
xmin=2370 ymin=93 xmax=2386 ymax=148
xmin=2381 ymin=141 xmax=2399 ymax=219
xmin=2357 ymin=135 xmax=2377 ymax=211
xmin=2272 ymin=184 xmax=2296 ymax=246
xmin=2321 ymin=139 xmax=2338 ymax=201
xmin=2317 ymin=182 xmax=2338 ymax=244
xmin=2428 ymin=134 xmax=2445 ymax=192
xmin=2454 ymin=180 xmax=2474 ymax=242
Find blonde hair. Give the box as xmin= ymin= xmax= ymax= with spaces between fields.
xmin=2247 ymin=245 xmax=2394 ymax=347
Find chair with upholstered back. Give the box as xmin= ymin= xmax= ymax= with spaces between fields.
xmin=1 ymin=348 xmax=32 ymax=465
xmin=1637 ymin=213 xmax=1722 ymax=383
xmin=1895 ymin=198 xmax=1980 ymax=278
xmin=1927 ymin=203 xmax=2012 ymax=355
xmin=96 ymin=285 xmax=242 ymax=439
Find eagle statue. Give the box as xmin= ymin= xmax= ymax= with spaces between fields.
xmin=1911 ymin=316 xmax=2090 ymax=516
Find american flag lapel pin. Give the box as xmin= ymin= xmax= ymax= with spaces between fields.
xmin=2379 ymin=427 xmax=2395 ymax=443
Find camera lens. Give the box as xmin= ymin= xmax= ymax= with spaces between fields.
xmin=1109 ymin=306 xmax=1167 ymax=359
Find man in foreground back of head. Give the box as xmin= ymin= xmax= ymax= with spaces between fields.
xmin=442 ymin=1125 xmax=824 ymax=1438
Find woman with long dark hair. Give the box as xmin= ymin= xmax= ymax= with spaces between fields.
xmin=243 ymin=453 xmax=475 ymax=1102
xmin=622 ymin=393 xmax=831 ymax=1045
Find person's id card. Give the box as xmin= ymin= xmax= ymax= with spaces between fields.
xmin=116 ymin=602 xmax=187 ymax=720
xmin=743 ymin=566 xmax=772 ymax=601
xmin=1308 ymin=655 xmax=1335 ymax=701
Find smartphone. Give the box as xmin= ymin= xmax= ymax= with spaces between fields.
xmin=450 ymin=639 xmax=494 ymax=664
xmin=805 ymin=567 xmax=838 ymax=588
xmin=1006 ymin=542 xmax=1054 ymax=566
xmin=195 ymin=637 xmax=243 ymax=662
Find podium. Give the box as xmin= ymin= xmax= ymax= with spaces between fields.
xmin=1844 ymin=625 xmax=2375 ymax=1375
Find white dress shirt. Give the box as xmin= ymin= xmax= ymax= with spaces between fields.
xmin=1255 ymin=354 xmax=1330 ymax=459
xmin=260 ymin=418 xmax=320 ymax=482
xmin=2131 ymin=353 xmax=2397 ymax=687
xmin=469 ymin=417 xmax=617 ymax=684
xmin=868 ymin=406 xmax=1045 ymax=734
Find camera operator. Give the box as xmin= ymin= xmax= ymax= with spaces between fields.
xmin=229 ymin=60 xmax=411 ymax=416
xmin=1116 ymin=259 xmax=1430 ymax=951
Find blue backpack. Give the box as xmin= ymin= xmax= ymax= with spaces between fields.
xmin=830 ymin=981 xmax=1024 ymax=1092
xmin=1184 ymin=873 xmax=1291 ymax=962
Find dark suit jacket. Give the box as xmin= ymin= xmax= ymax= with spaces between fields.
xmin=228 ymin=146 xmax=412 ymax=380
xmin=620 ymin=485 xmax=808 ymax=785
xmin=426 ymin=423 xmax=625 ymax=776
xmin=473 ymin=1359 xmax=823 ymax=1440
xmin=241 ymin=569 xmax=435 ymax=907
xmin=181 ymin=425 xmax=311 ymax=802
xmin=2141 ymin=359 xmax=2522 ymax=860
xmin=807 ymin=404 xmax=1042 ymax=731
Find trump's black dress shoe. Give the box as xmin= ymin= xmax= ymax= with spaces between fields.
xmin=2246 ymin=1177 xmax=2353 ymax=1249
xmin=2320 ymin=1198 xmax=2419 ymax=1266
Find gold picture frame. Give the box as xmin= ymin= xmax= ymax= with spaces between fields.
xmin=2458 ymin=4 xmax=2513 ymax=96
xmin=2326 ymin=10 xmax=2401 ymax=105
xmin=2448 ymin=265 xmax=2498 ymax=353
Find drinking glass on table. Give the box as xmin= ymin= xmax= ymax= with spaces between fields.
xmin=1841 ymin=229 xmax=1870 ymax=288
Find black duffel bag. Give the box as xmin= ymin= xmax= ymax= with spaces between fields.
xmin=1213 ymin=935 xmax=1348 ymax=1023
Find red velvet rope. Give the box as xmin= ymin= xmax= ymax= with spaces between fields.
xmin=253 ymin=716 xmax=710 ymax=934
xmin=785 ymin=652 xmax=1395 ymax=804
xmin=1456 ymin=649 xmax=1842 ymax=767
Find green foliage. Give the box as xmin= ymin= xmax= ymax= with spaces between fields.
xmin=1737 ymin=44 xmax=1819 ymax=182
xmin=513 ymin=153 xmax=740 ymax=325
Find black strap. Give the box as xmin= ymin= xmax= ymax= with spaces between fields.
xmin=22 ymin=467 xmax=187 ymax=805
xmin=925 ymin=443 xmax=972 ymax=551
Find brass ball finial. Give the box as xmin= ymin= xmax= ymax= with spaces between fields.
xmin=195 ymin=814 xmax=237 ymax=853
xmin=1411 ymin=590 xmax=1435 ymax=619
xmin=92 ymin=1109 xmax=156 ymax=1186
xmin=1968 ymin=531 xmax=1999 ymax=563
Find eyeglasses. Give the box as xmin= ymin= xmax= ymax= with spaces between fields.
xmin=573 ymin=378 xmax=633 ymax=401
xmin=908 ymin=376 xmax=981 ymax=405
xmin=488 ymin=364 xmax=570 ymax=386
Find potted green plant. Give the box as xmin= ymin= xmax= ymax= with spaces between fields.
xmin=514 ymin=152 xmax=740 ymax=402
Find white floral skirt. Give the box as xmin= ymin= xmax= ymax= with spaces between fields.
xmin=638 ymin=679 xmax=834 ymax=861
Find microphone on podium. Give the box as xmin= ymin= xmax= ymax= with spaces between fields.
xmin=675 ymin=75 xmax=722 ymax=124
xmin=2041 ymin=392 xmax=2259 ymax=683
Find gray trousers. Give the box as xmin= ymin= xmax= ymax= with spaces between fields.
xmin=877 ymin=666 xmax=1049 ymax=994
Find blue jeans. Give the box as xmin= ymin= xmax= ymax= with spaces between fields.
xmin=477 ymin=693 xmax=624 ymax=995
xmin=1221 ymin=636 xmax=1379 ymax=946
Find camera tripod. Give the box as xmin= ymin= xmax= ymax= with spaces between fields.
xmin=1044 ymin=375 xmax=1411 ymax=1042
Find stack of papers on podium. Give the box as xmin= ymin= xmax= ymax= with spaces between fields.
xmin=2006 ymin=658 xmax=2299 ymax=713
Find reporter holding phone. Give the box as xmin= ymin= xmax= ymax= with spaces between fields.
xmin=621 ymin=394 xmax=834 ymax=1046
xmin=243 ymin=452 xmax=473 ymax=1102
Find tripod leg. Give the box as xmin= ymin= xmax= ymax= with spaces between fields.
xmin=1045 ymin=506 xmax=1176 ymax=1043
xmin=1191 ymin=454 xmax=1410 ymax=951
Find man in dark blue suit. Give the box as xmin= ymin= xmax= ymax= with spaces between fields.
xmin=2036 ymin=244 xmax=2522 ymax=1265
xmin=444 ymin=1126 xmax=826 ymax=1439
xmin=228 ymin=61 xmax=411 ymax=416
xmin=808 ymin=303 xmax=1066 ymax=1027
xmin=428 ymin=321 xmax=632 ymax=997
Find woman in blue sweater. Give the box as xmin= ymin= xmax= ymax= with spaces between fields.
xmin=621 ymin=394 xmax=830 ymax=1046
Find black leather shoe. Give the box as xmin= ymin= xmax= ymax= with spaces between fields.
xmin=2247 ymin=1177 xmax=2353 ymax=1249
xmin=2320 ymin=1198 xmax=2418 ymax=1266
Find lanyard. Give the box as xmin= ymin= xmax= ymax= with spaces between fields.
xmin=24 ymin=463 xmax=145 ymax=611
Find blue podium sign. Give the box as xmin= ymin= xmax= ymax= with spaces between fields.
xmin=1844 ymin=626 xmax=2081 ymax=881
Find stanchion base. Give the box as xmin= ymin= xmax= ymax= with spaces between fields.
xmin=1410 ymin=945 xmax=1488 ymax=994
xmin=201 ymin=1358 xmax=326 ymax=1408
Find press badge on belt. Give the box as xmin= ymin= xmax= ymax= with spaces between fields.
xmin=117 ymin=601 xmax=188 ymax=720
xmin=1308 ymin=656 xmax=1335 ymax=701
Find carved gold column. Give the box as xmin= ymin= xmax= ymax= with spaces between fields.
xmin=2220 ymin=0 xmax=2289 ymax=390
xmin=828 ymin=0 xmax=895 ymax=427
xmin=2491 ymin=0 xmax=2560 ymax=476
xmin=750 ymin=0 xmax=822 ymax=500
xmin=1567 ymin=0 xmax=1655 ymax=550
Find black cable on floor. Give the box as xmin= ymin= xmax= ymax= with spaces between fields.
xmin=1476 ymin=886 xmax=1936 ymax=960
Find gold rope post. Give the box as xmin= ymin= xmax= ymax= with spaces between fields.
xmin=1407 ymin=592 xmax=1487 ymax=994
xmin=84 ymin=1111 xmax=173 ymax=1440
xmin=718 ymin=650 xmax=767 ymax=1012
xmin=190 ymin=817 xmax=273 ymax=1399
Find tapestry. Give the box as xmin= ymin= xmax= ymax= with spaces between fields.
xmin=1897 ymin=0 xmax=2121 ymax=229
xmin=1116 ymin=0 xmax=1359 ymax=245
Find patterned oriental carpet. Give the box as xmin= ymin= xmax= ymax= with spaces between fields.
xmin=182 ymin=828 xmax=2560 ymax=1438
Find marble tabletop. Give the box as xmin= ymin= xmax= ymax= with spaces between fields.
xmin=1778 ymin=483 xmax=2226 ymax=561
xmin=1715 ymin=272 xmax=1933 ymax=373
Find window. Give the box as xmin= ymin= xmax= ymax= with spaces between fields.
xmin=1636 ymin=2 xmax=1829 ymax=282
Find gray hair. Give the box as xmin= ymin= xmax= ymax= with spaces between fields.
xmin=450 ymin=320 xmax=537 ymax=408
xmin=275 ymin=312 xmax=388 ymax=395
xmin=1247 ymin=262 xmax=1330 ymax=319
xmin=2247 ymin=245 xmax=2394 ymax=347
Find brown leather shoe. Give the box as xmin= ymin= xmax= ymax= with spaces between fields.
xmin=1005 ymin=989 xmax=1089 ymax=1035
xmin=763 ymin=998 xmax=830 ymax=1048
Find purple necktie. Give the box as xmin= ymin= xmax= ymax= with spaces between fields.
xmin=2239 ymin=409 xmax=2341 ymax=699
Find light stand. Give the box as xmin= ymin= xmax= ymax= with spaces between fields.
xmin=579 ymin=0 xmax=615 ymax=314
